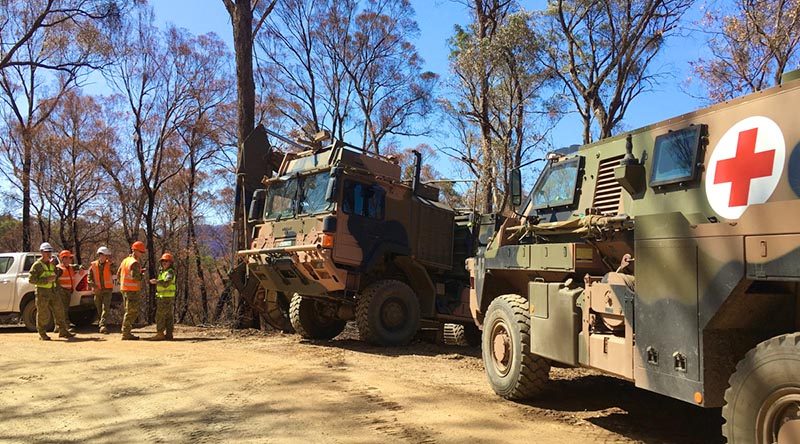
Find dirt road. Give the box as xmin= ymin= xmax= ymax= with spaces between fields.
xmin=0 ymin=325 xmax=722 ymax=443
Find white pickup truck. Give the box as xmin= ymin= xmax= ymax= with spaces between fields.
xmin=0 ymin=252 xmax=104 ymax=331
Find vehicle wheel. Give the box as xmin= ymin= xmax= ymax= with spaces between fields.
xmin=443 ymin=323 xmax=480 ymax=346
xmin=722 ymin=333 xmax=800 ymax=444
xmin=482 ymin=294 xmax=550 ymax=400
xmin=356 ymin=279 xmax=420 ymax=346
xmin=443 ymin=323 xmax=467 ymax=345
xmin=289 ymin=294 xmax=346 ymax=340
xmin=258 ymin=288 xmax=294 ymax=333
xmin=21 ymin=299 xmax=54 ymax=332
xmin=70 ymin=309 xmax=97 ymax=328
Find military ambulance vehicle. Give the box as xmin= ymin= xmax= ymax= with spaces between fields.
xmin=237 ymin=133 xmax=477 ymax=346
xmin=468 ymin=70 xmax=800 ymax=443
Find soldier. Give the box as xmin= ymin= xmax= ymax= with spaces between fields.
xmin=55 ymin=250 xmax=79 ymax=333
xmin=149 ymin=252 xmax=176 ymax=341
xmin=118 ymin=241 xmax=146 ymax=340
xmin=89 ymin=246 xmax=114 ymax=334
xmin=28 ymin=243 xmax=74 ymax=340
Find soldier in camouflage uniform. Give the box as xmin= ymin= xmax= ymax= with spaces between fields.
xmin=149 ymin=252 xmax=176 ymax=341
xmin=89 ymin=246 xmax=114 ymax=334
xmin=29 ymin=243 xmax=74 ymax=340
xmin=118 ymin=241 xmax=146 ymax=340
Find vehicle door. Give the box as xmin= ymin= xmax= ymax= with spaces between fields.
xmin=0 ymin=255 xmax=16 ymax=312
xmin=333 ymin=179 xmax=387 ymax=267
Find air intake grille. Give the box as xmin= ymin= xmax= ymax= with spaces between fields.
xmin=592 ymin=154 xmax=625 ymax=216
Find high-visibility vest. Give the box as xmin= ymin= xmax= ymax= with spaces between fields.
xmin=90 ymin=260 xmax=113 ymax=290
xmin=156 ymin=268 xmax=176 ymax=298
xmin=119 ymin=255 xmax=141 ymax=292
xmin=56 ymin=264 xmax=75 ymax=290
xmin=34 ymin=260 xmax=56 ymax=289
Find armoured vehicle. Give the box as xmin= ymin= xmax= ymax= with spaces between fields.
xmin=236 ymin=133 xmax=477 ymax=345
xmin=469 ymin=71 xmax=800 ymax=443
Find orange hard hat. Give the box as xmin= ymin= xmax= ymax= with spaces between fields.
xmin=58 ymin=250 xmax=73 ymax=259
xmin=160 ymin=252 xmax=174 ymax=262
xmin=131 ymin=241 xmax=146 ymax=253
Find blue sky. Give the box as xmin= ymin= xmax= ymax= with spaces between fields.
xmin=147 ymin=0 xmax=707 ymax=178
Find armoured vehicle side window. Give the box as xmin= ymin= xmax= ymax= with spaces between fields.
xmin=299 ymin=171 xmax=333 ymax=215
xmin=0 ymin=256 xmax=13 ymax=274
xmin=531 ymin=157 xmax=581 ymax=210
xmin=264 ymin=178 xmax=298 ymax=220
xmin=343 ymin=181 xmax=385 ymax=219
xmin=650 ymin=125 xmax=704 ymax=187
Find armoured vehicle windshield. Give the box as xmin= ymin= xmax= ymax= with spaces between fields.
xmin=263 ymin=171 xmax=333 ymax=220
xmin=530 ymin=157 xmax=581 ymax=210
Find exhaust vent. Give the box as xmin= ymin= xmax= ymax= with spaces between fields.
xmin=592 ymin=154 xmax=625 ymax=216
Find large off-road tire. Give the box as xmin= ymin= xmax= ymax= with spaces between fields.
xmin=443 ymin=323 xmax=481 ymax=347
xmin=722 ymin=333 xmax=800 ymax=444
xmin=21 ymin=299 xmax=54 ymax=332
xmin=289 ymin=294 xmax=346 ymax=340
xmin=70 ymin=309 xmax=97 ymax=328
xmin=356 ymin=279 xmax=420 ymax=346
xmin=482 ymin=294 xmax=550 ymax=400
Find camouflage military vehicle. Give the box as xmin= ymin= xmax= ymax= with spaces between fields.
xmin=469 ymin=70 xmax=800 ymax=443
xmin=237 ymin=133 xmax=477 ymax=346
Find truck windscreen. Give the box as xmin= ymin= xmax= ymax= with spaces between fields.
xmin=530 ymin=157 xmax=581 ymax=209
xmin=264 ymin=171 xmax=332 ymax=220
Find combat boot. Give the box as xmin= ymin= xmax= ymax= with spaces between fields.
xmin=39 ymin=334 xmax=51 ymax=341
xmin=148 ymin=333 xmax=166 ymax=341
xmin=99 ymin=326 xmax=108 ymax=334
xmin=59 ymin=331 xmax=75 ymax=339
xmin=121 ymin=334 xmax=139 ymax=341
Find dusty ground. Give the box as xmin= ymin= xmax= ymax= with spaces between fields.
xmin=0 ymin=324 xmax=723 ymax=444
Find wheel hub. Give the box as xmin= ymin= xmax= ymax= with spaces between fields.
xmin=757 ymin=388 xmax=800 ymax=444
xmin=490 ymin=321 xmax=512 ymax=376
xmin=380 ymin=298 xmax=407 ymax=331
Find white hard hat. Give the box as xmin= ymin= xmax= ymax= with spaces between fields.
xmin=97 ymin=246 xmax=112 ymax=256
xmin=39 ymin=242 xmax=54 ymax=252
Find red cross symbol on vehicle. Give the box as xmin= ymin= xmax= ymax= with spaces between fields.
xmin=713 ymin=128 xmax=776 ymax=207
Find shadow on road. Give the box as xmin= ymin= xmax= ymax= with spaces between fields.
xmin=523 ymin=372 xmax=724 ymax=444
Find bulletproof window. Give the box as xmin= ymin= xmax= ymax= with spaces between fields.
xmin=299 ymin=171 xmax=333 ymax=215
xmin=530 ymin=157 xmax=582 ymax=210
xmin=0 ymin=256 xmax=13 ymax=274
xmin=650 ymin=125 xmax=705 ymax=187
xmin=342 ymin=180 xmax=385 ymax=219
xmin=264 ymin=177 xmax=298 ymax=220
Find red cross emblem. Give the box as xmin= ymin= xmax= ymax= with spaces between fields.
xmin=712 ymin=128 xmax=776 ymax=207
xmin=705 ymin=116 xmax=785 ymax=220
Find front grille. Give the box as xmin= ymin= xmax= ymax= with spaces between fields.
xmin=592 ymin=154 xmax=625 ymax=216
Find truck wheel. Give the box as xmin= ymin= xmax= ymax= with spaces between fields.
xmin=356 ymin=279 xmax=420 ymax=346
xmin=443 ymin=323 xmax=467 ymax=345
xmin=722 ymin=333 xmax=800 ymax=444
xmin=443 ymin=323 xmax=480 ymax=347
xmin=289 ymin=294 xmax=346 ymax=340
xmin=482 ymin=294 xmax=550 ymax=400
xmin=21 ymin=299 xmax=54 ymax=332
xmin=71 ymin=309 xmax=97 ymax=328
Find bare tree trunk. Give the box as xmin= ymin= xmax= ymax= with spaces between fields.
xmin=22 ymin=135 xmax=32 ymax=250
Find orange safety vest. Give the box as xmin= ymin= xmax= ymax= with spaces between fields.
xmin=56 ymin=264 xmax=75 ymax=291
xmin=119 ymin=255 xmax=141 ymax=292
xmin=90 ymin=260 xmax=113 ymax=291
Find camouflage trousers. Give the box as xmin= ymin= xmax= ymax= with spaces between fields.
xmin=57 ymin=287 xmax=71 ymax=327
xmin=35 ymin=287 xmax=70 ymax=336
xmin=94 ymin=291 xmax=112 ymax=329
xmin=121 ymin=291 xmax=141 ymax=336
xmin=155 ymin=297 xmax=175 ymax=336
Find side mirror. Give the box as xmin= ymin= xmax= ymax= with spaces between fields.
xmin=510 ymin=167 xmax=522 ymax=206
xmin=325 ymin=167 xmax=342 ymax=202
xmin=248 ymin=189 xmax=267 ymax=221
